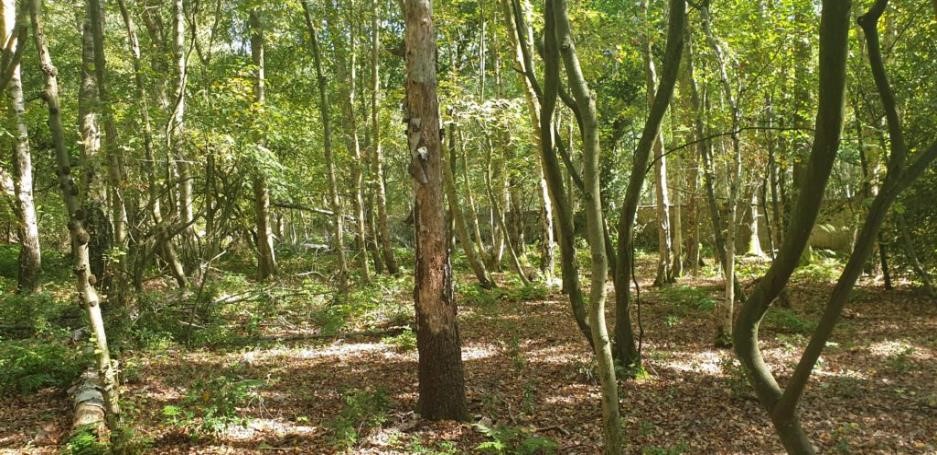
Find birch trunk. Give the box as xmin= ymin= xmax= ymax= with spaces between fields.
xmin=2 ymin=0 xmax=40 ymax=293
xmin=32 ymin=0 xmax=120 ymax=429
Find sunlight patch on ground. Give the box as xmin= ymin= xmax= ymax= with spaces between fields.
xmin=525 ymin=344 xmax=588 ymax=364
xmin=867 ymin=339 xmax=934 ymax=360
xmin=461 ymin=343 xmax=499 ymax=361
xmin=653 ymin=349 xmax=724 ymax=375
xmin=231 ymin=342 xmax=390 ymax=366
xmin=542 ymin=384 xmax=597 ymax=406
xmin=219 ymin=417 xmax=318 ymax=442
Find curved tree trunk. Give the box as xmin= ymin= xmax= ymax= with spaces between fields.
xmin=731 ymin=2 xmax=851 ymax=451
xmin=550 ymin=0 xmax=621 ymax=450
xmin=613 ymin=0 xmax=685 ymax=371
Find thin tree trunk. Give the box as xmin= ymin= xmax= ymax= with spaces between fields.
xmin=503 ymin=0 xmax=590 ymax=345
xmin=701 ymin=3 xmax=743 ymax=346
xmin=2 ymin=1 xmax=40 ymax=293
xmin=550 ymin=1 xmax=621 ymax=451
xmin=671 ymin=143 xmax=684 ymax=278
xmin=405 ymin=0 xmax=468 ymax=421
xmin=116 ymin=0 xmax=186 ymax=288
xmin=747 ymin=184 xmax=765 ymax=257
xmin=679 ymin=22 xmax=700 ymax=274
xmin=732 ymin=2 xmax=851 ymax=451
xmin=171 ymin=0 xmax=194 ymax=249
xmin=249 ymin=11 xmax=277 ymax=280
xmin=88 ymin=0 xmax=129 ymax=301
xmin=370 ymin=1 xmax=399 ymax=275
xmin=643 ymin=12 xmax=674 ymax=286
xmin=896 ymin=213 xmax=936 ymax=297
xmin=302 ymin=3 xmax=348 ymax=288
xmin=459 ymin=130 xmax=486 ymax=253
xmin=483 ymin=134 xmax=529 ymax=284
xmin=332 ymin=3 xmax=370 ymax=283
xmin=32 ymin=0 xmax=120 ymax=429
xmin=444 ymin=131 xmax=494 ymax=288
xmin=78 ymin=16 xmax=111 ymax=291
xmin=613 ymin=0 xmax=685 ymax=370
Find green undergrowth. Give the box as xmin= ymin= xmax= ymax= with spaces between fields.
xmin=326 ymin=387 xmax=391 ymax=450
xmin=459 ymin=279 xmax=549 ymax=314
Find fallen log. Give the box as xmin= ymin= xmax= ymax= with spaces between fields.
xmin=68 ymin=369 xmax=106 ymax=433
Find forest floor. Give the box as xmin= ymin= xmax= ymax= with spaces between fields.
xmin=2 ymin=249 xmax=936 ymax=454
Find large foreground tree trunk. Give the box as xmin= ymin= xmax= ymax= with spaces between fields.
xmin=405 ymin=0 xmax=468 ymax=422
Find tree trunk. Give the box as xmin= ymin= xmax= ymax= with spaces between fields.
xmin=444 ymin=130 xmax=494 ymax=288
xmin=732 ymin=2 xmax=851 ymax=451
xmin=747 ymin=184 xmax=765 ymax=257
xmin=302 ymin=3 xmax=348 ymax=288
xmin=701 ymin=3 xmax=743 ymax=346
xmin=613 ymin=0 xmax=685 ymax=370
xmin=483 ymin=134 xmax=529 ymax=285
xmin=249 ymin=11 xmax=277 ymax=281
xmin=88 ymin=0 xmax=129 ymax=303
xmin=370 ymin=1 xmax=399 ymax=275
xmin=116 ymin=0 xmax=186 ymax=288
xmin=32 ymin=0 xmax=120 ymax=429
xmin=501 ymin=0 xmax=556 ymax=285
xmin=550 ymin=0 xmax=621 ymax=451
xmin=405 ymin=0 xmax=468 ymax=421
xmin=896 ymin=213 xmax=936 ymax=297
xmin=645 ymin=36 xmax=674 ymax=286
xmin=331 ymin=3 xmax=370 ymax=283
xmin=171 ymin=0 xmax=194 ymax=252
xmin=671 ymin=147 xmax=684 ymax=278
xmin=521 ymin=0 xmax=592 ymax=348
xmin=78 ymin=15 xmax=113 ymax=294
xmin=679 ymin=22 xmax=700 ymax=275
xmin=2 ymin=1 xmax=40 ymax=293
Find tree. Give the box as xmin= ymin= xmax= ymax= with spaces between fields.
xmin=731 ymin=0 xmax=851 ymax=450
xmin=369 ymin=0 xmax=399 ymax=275
xmin=405 ymin=0 xmax=468 ymax=421
xmin=549 ymin=0 xmax=622 ymax=450
xmin=613 ymin=0 xmax=685 ymax=371
xmin=302 ymin=1 xmax=348 ymax=289
xmin=2 ymin=0 xmax=40 ymax=293
xmin=249 ymin=11 xmax=277 ymax=280
xmin=31 ymin=0 xmax=120 ymax=429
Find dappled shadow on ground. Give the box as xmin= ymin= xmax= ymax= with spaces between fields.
xmin=4 ymin=263 xmax=936 ymax=454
